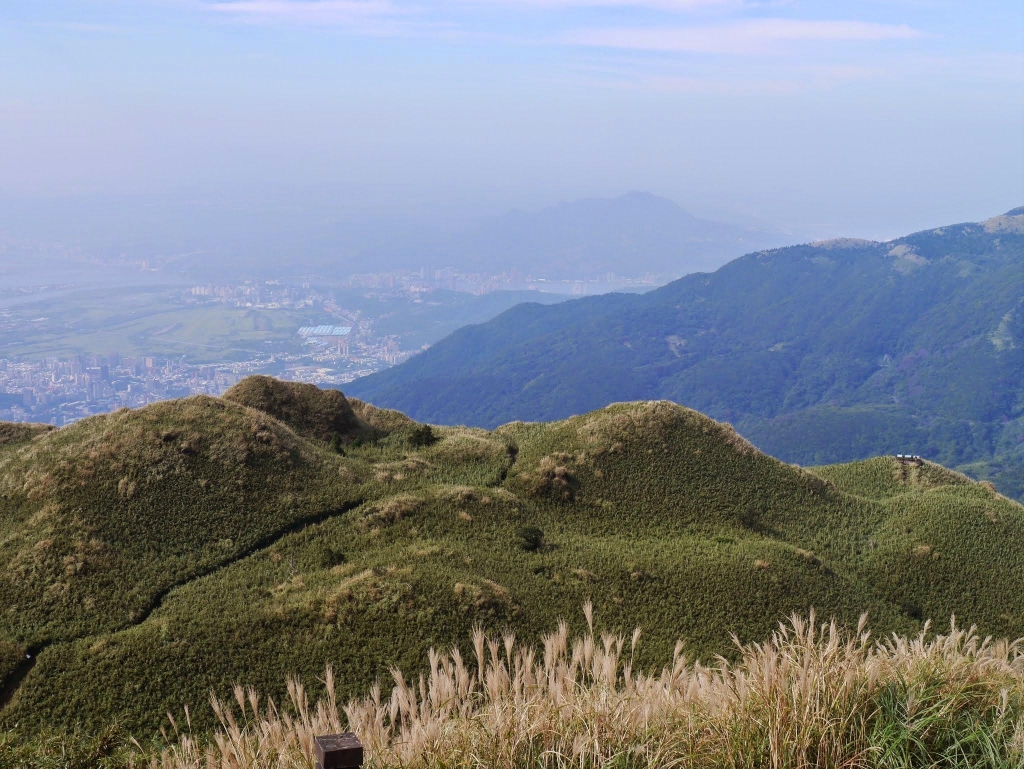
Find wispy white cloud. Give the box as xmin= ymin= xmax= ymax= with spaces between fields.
xmin=198 ymin=0 xmax=775 ymax=25
xmin=196 ymin=0 xmax=925 ymax=61
xmin=204 ymin=0 xmax=400 ymax=24
xmin=453 ymin=0 xmax=743 ymax=9
xmin=561 ymin=18 xmax=923 ymax=54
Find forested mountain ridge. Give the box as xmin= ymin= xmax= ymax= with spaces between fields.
xmin=1 ymin=378 xmax=1022 ymax=741
xmin=348 ymin=209 xmax=1024 ymax=498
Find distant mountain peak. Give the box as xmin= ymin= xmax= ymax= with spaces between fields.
xmin=616 ymin=190 xmax=692 ymax=210
xmin=541 ymin=191 xmax=695 ymax=217
xmin=458 ymin=191 xmax=789 ymax=279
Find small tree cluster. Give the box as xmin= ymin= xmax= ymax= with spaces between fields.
xmin=408 ymin=425 xmax=438 ymax=448
xmin=516 ymin=526 xmax=545 ymax=552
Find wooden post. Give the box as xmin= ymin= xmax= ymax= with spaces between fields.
xmin=314 ymin=733 xmax=364 ymax=769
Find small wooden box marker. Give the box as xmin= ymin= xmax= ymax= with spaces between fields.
xmin=314 ymin=733 xmax=364 ymax=769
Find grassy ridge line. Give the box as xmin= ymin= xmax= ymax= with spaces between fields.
xmin=1 ymin=381 xmax=1023 ymax=740
xmin=0 ymin=394 xmax=369 ymax=712
xmin=810 ymin=457 xmax=1024 ymax=636
xmin=223 ymin=376 xmax=380 ymax=444
xmin=810 ymin=456 xmax=976 ymax=500
xmin=0 ymin=394 xmax=370 ymax=647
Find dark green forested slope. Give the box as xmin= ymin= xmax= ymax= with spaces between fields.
xmin=347 ymin=210 xmax=1024 ymax=499
xmin=0 ymin=380 xmax=1021 ymax=740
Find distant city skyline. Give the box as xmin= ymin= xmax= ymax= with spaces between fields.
xmin=1 ymin=1 xmax=1022 ymax=240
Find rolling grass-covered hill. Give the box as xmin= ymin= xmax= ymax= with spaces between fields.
xmin=347 ymin=209 xmax=1024 ymax=500
xmin=1 ymin=379 xmax=1022 ymax=745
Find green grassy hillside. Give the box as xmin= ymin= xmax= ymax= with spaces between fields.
xmin=0 ymin=395 xmax=367 ymax=650
xmin=0 ymin=381 xmax=1022 ymax=743
xmin=347 ymin=209 xmax=1024 ymax=500
xmin=222 ymin=375 xmax=377 ymax=443
xmin=0 ymin=423 xmax=54 ymax=447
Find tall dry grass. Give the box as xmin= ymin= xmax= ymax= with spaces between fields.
xmin=145 ymin=604 xmax=1024 ymax=769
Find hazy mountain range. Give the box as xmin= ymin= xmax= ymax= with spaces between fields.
xmin=442 ymin=192 xmax=788 ymax=278
xmin=0 ymin=193 xmax=788 ymax=281
xmin=348 ymin=208 xmax=1024 ymax=499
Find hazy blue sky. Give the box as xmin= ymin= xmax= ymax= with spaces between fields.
xmin=1 ymin=0 xmax=1022 ymax=237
